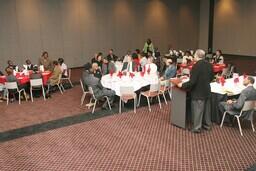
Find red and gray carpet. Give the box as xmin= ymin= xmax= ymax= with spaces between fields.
xmin=0 ymin=85 xmax=256 ymax=170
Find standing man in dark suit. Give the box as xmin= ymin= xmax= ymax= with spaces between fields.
xmin=178 ymin=49 xmax=214 ymax=133
xmin=219 ymin=76 xmax=256 ymax=122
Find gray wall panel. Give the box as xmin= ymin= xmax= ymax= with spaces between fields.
xmin=0 ymin=0 xmax=200 ymax=70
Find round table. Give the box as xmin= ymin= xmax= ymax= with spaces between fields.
xmin=0 ymin=71 xmax=51 ymax=85
xmin=101 ymin=72 xmax=159 ymax=96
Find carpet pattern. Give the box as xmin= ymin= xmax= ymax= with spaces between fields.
xmin=1 ymin=102 xmax=256 ymax=170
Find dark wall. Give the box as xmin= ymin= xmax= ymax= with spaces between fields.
xmin=0 ymin=0 xmax=200 ymax=69
xmin=213 ymin=0 xmax=256 ymax=56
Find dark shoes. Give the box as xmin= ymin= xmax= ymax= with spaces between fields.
xmin=191 ymin=129 xmax=201 ymax=134
xmin=202 ymin=125 xmax=212 ymax=131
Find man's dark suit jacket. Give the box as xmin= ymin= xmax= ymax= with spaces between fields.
xmin=121 ymin=62 xmax=136 ymax=72
xmin=182 ymin=59 xmax=214 ymax=100
xmin=106 ymin=54 xmax=118 ymax=62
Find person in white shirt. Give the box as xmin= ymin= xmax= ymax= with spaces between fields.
xmin=182 ymin=50 xmax=194 ymax=64
xmin=212 ymin=50 xmax=224 ymax=64
xmin=58 ymin=58 xmax=68 ymax=78
xmin=123 ymin=50 xmax=131 ymax=63
xmin=144 ymin=56 xmax=158 ymax=74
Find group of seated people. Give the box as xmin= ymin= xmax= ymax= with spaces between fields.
xmin=0 ymin=51 xmax=70 ymax=102
xmin=165 ymin=46 xmax=224 ymax=65
xmin=81 ymin=47 xmax=178 ymax=109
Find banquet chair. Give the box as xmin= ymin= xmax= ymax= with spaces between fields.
xmin=30 ymin=78 xmax=46 ymax=102
xmin=220 ymin=100 xmax=256 ymax=136
xmin=80 ymin=79 xmax=89 ymax=106
xmin=226 ymin=65 xmax=235 ymax=78
xmin=119 ymin=86 xmax=137 ymax=114
xmin=159 ymin=80 xmax=172 ymax=104
xmin=88 ymin=86 xmax=112 ymax=114
xmin=137 ymin=82 xmax=162 ymax=112
xmin=54 ymin=74 xmax=65 ymax=94
xmin=5 ymin=82 xmax=27 ymax=105
xmin=221 ymin=68 xmax=229 ymax=78
xmin=61 ymin=69 xmax=73 ymax=88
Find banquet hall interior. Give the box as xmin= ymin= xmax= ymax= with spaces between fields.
xmin=1 ymin=0 xmax=256 ymax=170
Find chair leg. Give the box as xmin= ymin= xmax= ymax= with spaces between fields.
xmin=80 ymin=93 xmax=86 ymax=106
xmin=168 ymin=89 xmax=172 ymax=100
xmin=106 ymin=97 xmax=112 ymax=110
xmin=42 ymin=87 xmax=46 ymax=101
xmin=69 ymin=79 xmax=74 ymax=87
xmin=61 ymin=84 xmax=65 ymax=92
xmin=162 ymin=92 xmax=167 ymax=104
xmin=18 ymin=92 xmax=21 ymax=104
xmin=157 ymin=95 xmax=162 ymax=109
xmin=220 ymin=112 xmax=227 ymax=128
xmin=92 ymin=99 xmax=97 ymax=114
xmin=134 ymin=98 xmax=136 ymax=113
xmin=236 ymin=117 xmax=243 ymax=136
xmin=251 ymin=119 xmax=255 ymax=132
xmin=119 ymin=98 xmax=122 ymax=114
xmin=146 ymin=97 xmax=151 ymax=112
xmin=57 ymin=85 xmax=63 ymax=94
xmin=30 ymin=88 xmax=33 ymax=102
xmin=6 ymin=92 xmax=9 ymax=105
xmin=137 ymin=94 xmax=141 ymax=107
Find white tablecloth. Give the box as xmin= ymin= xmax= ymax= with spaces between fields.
xmin=101 ymin=72 xmax=159 ymax=96
xmin=210 ymin=76 xmax=256 ymax=95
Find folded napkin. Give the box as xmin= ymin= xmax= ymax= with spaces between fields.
xmin=219 ymin=76 xmax=226 ymax=86
xmin=129 ymin=72 xmax=135 ymax=78
xmin=140 ymin=71 xmax=145 ymax=77
xmin=117 ymin=71 xmax=123 ymax=78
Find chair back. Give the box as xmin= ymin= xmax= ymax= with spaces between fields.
xmin=120 ymin=86 xmax=134 ymax=96
xmin=150 ymin=83 xmax=160 ymax=95
xmin=241 ymin=101 xmax=255 ymax=112
xmin=80 ymin=79 xmax=85 ymax=92
xmin=30 ymin=79 xmax=43 ymax=87
xmin=221 ymin=68 xmax=229 ymax=77
xmin=5 ymin=82 xmax=18 ymax=90
xmin=68 ymin=69 xmax=71 ymax=79
xmin=88 ymin=87 xmax=96 ymax=99
xmin=57 ymin=74 xmax=62 ymax=84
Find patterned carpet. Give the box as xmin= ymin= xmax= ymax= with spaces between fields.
xmin=1 ymin=90 xmax=256 ymax=171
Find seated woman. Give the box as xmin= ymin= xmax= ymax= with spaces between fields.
xmin=5 ymin=67 xmax=27 ymax=101
xmin=213 ymin=50 xmax=224 ymax=64
xmin=160 ymin=59 xmax=177 ymax=82
xmin=92 ymin=62 xmax=102 ymax=79
xmin=6 ymin=60 xmax=18 ymax=71
xmin=38 ymin=51 xmax=53 ymax=71
xmin=58 ymin=58 xmax=68 ymax=78
xmin=46 ymin=61 xmax=62 ymax=97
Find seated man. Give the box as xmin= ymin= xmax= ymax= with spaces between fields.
xmin=219 ymin=76 xmax=256 ymax=124
xmin=6 ymin=60 xmax=18 ymax=71
xmin=92 ymin=62 xmax=102 ymax=79
xmin=58 ymin=58 xmax=68 ymax=78
xmin=160 ymin=59 xmax=176 ymax=81
xmin=122 ymin=55 xmax=136 ymax=72
xmin=106 ymin=49 xmax=118 ymax=62
xmin=0 ymin=70 xmax=3 ymax=76
xmin=101 ymin=57 xmax=116 ymax=75
xmin=82 ymin=63 xmax=115 ymax=109
xmin=46 ymin=61 xmax=62 ymax=97
xmin=24 ymin=59 xmax=34 ymax=70
xmin=144 ymin=56 xmax=158 ymax=74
